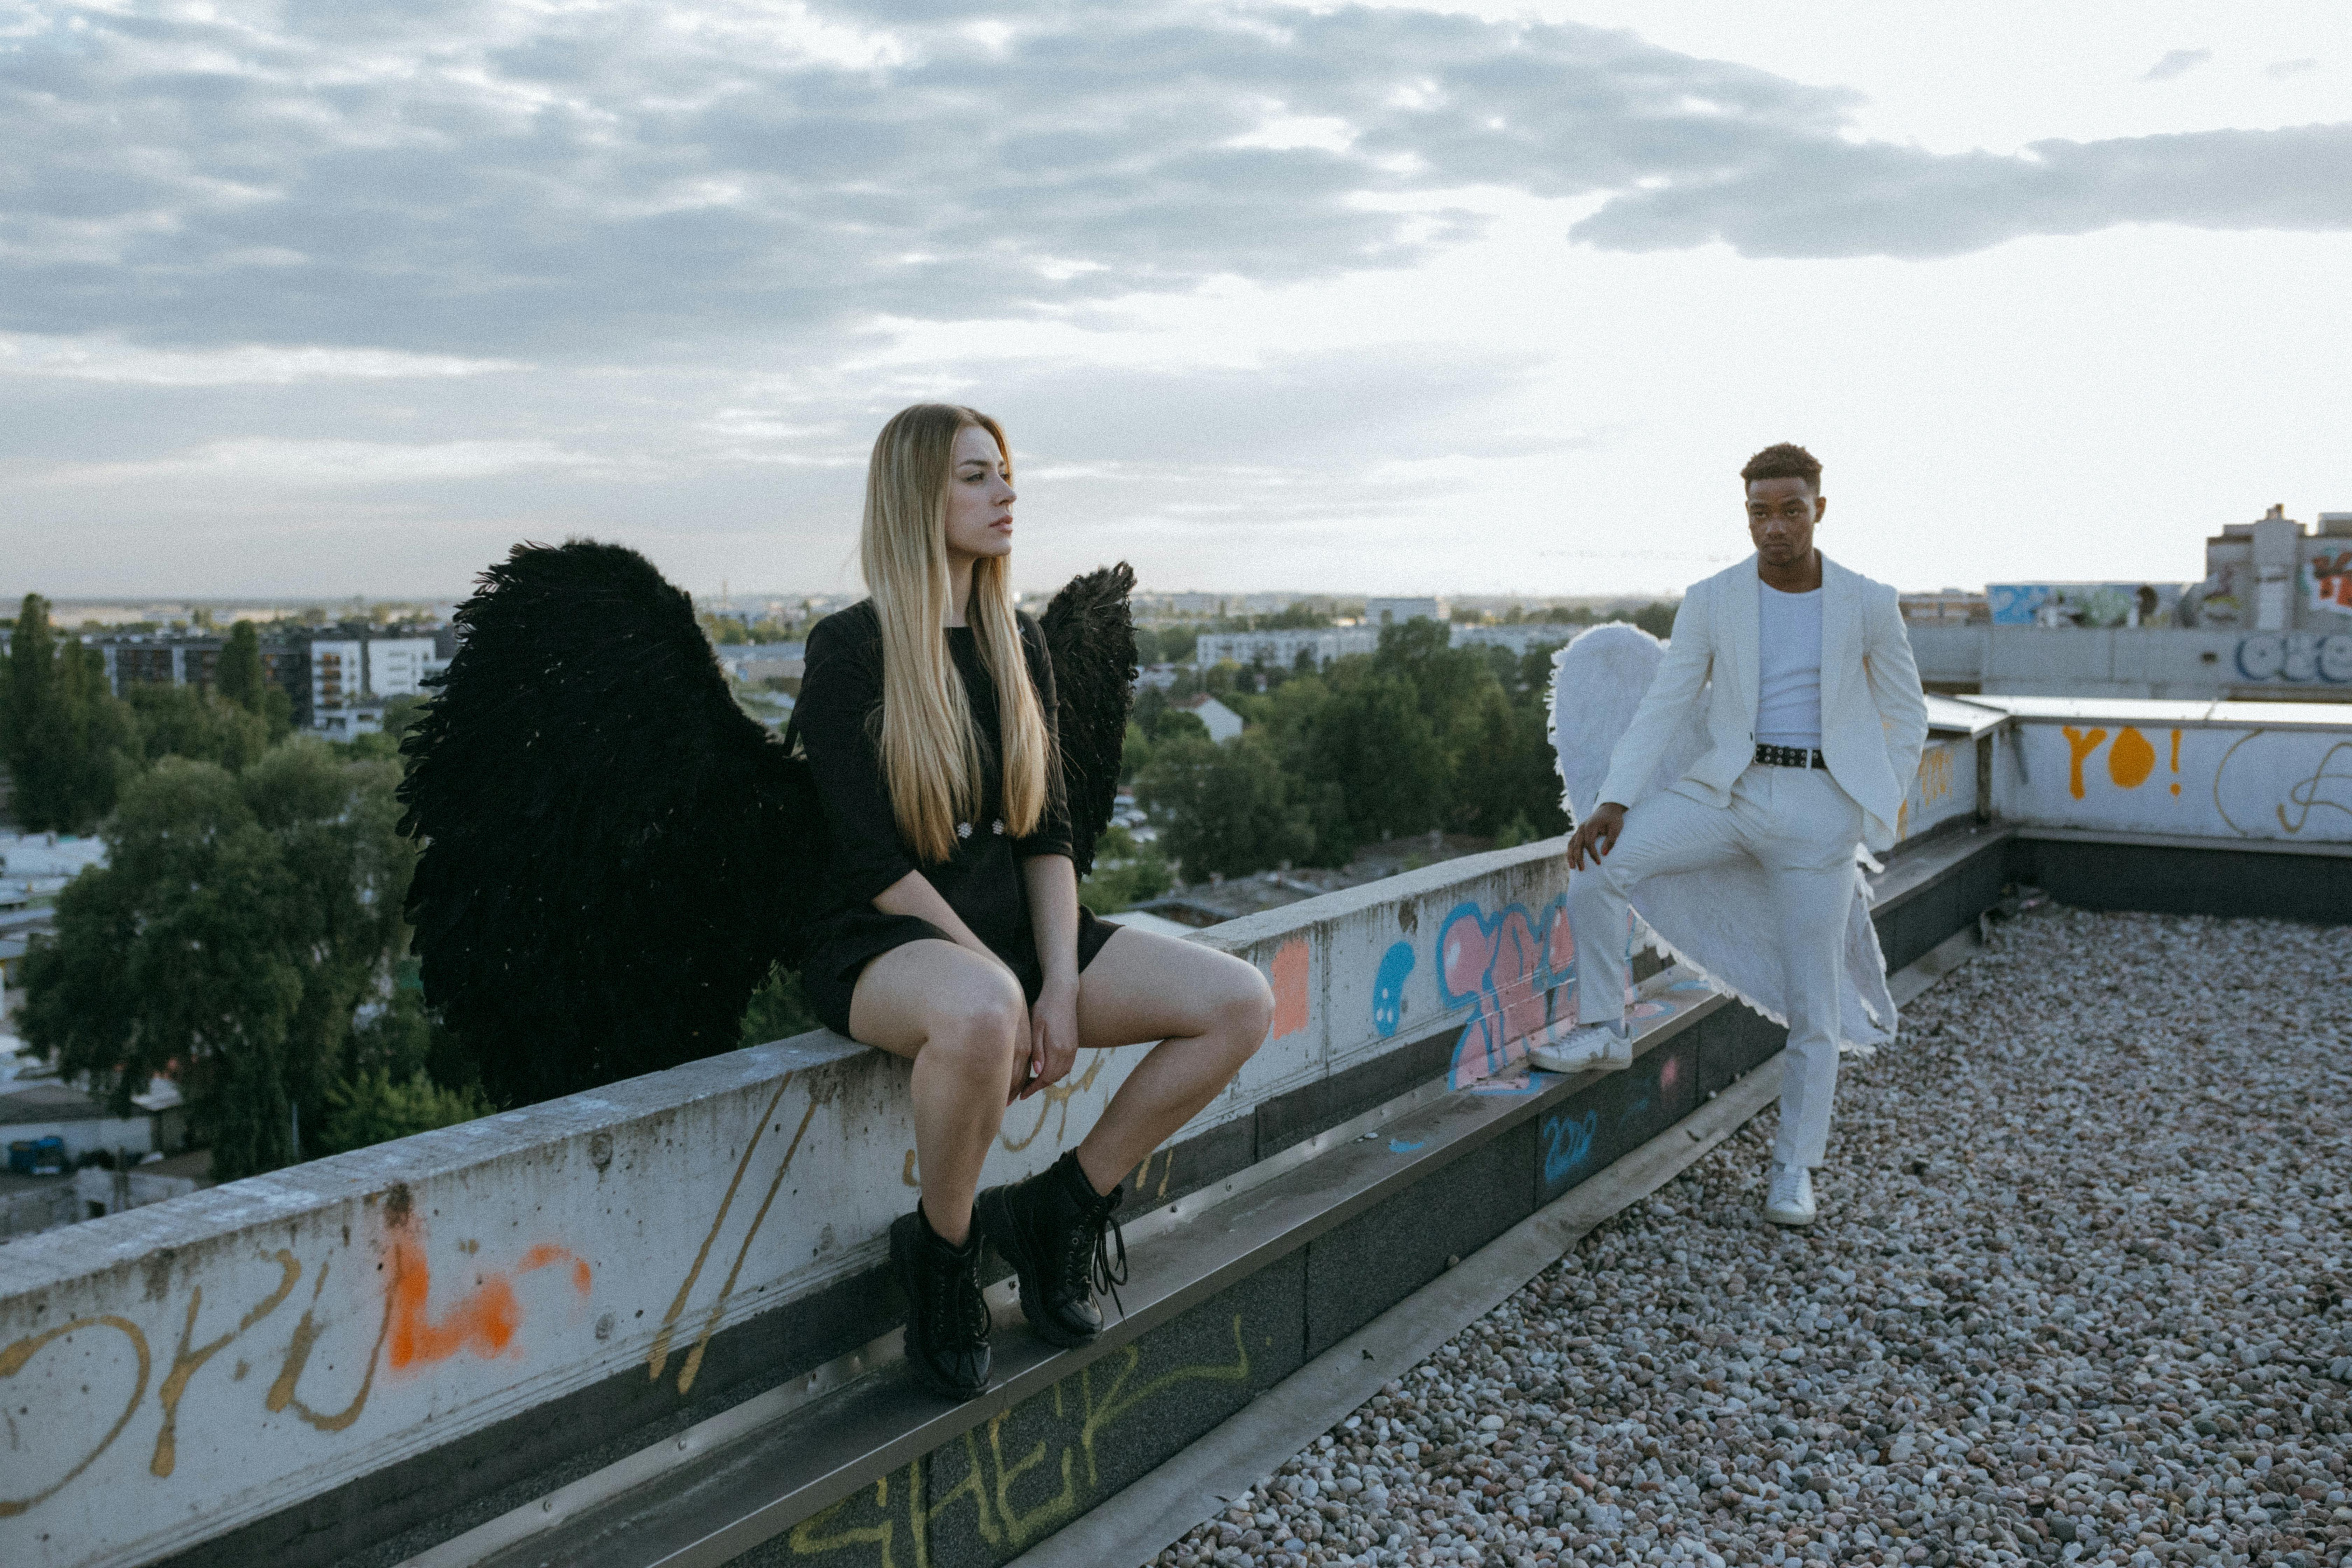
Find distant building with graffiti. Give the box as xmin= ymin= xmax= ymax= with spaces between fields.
xmin=1912 ymin=505 xmax=2352 ymax=700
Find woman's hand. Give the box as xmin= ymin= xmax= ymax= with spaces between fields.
xmin=1004 ymin=990 xmax=1038 ymax=1104
xmin=1018 ymin=974 xmax=1082 ymax=1101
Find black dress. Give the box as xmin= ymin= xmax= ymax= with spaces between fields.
xmin=794 ymin=600 xmax=1121 ymax=1036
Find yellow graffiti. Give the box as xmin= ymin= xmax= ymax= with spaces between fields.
xmin=649 ymin=1072 xmax=797 ymax=1384
xmin=1129 ymin=1147 xmax=1177 ymax=1202
xmin=153 ymin=1251 xmax=301 ymax=1476
xmin=999 ymin=1054 xmax=1107 ymax=1153
xmin=1916 ymin=745 xmax=1953 ymax=808
xmin=0 ymin=1315 xmax=153 ymax=1518
xmin=2108 ymin=726 xmax=2155 ymax=789
xmin=789 ymin=1475 xmax=899 ymax=1564
xmin=2279 ymin=740 xmax=2352 ymax=835
xmin=1076 ymin=1314 xmax=1251 ymax=1490
xmin=923 ymin=1433 xmax=1001 ymax=1558
xmin=988 ymin=1404 xmax=1082 ymax=1550
xmin=266 ymin=1255 xmax=394 ymax=1433
xmin=775 ymin=1315 xmax=1254 ymax=1562
xmin=2062 ymin=726 xmax=2108 ymax=800
xmin=677 ymin=1091 xmax=823 ymax=1395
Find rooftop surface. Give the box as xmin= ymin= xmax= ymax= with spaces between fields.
xmin=1144 ymin=905 xmax=2352 ymax=1568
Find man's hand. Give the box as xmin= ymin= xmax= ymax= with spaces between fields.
xmin=1564 ymin=802 xmax=1628 ymax=871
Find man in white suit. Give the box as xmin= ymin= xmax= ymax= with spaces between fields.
xmin=1531 ymin=443 xmax=1928 ymax=1226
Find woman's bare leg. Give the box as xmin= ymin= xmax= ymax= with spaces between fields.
xmin=1070 ymin=929 xmax=1273 ymax=1195
xmin=849 ymin=940 xmax=1025 ymax=1243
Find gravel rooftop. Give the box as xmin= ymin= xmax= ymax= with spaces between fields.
xmin=1152 ymin=907 xmax=2352 ymax=1568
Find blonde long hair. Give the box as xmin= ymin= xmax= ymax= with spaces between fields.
xmin=861 ymin=404 xmax=1051 ymax=863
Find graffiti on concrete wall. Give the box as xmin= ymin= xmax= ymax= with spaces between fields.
xmin=1895 ymin=737 xmax=1974 ymax=844
xmin=1436 ymin=896 xmax=1574 ymax=1091
xmin=1371 ymin=940 xmax=1415 ymax=1038
xmin=2014 ymin=720 xmax=2352 ymax=842
xmin=2234 ymin=631 xmax=2352 ymax=685
xmin=1429 ymin=898 xmax=1681 ymax=1093
xmin=0 ymin=1195 xmax=593 ymax=1525
xmin=779 ymin=1314 xmax=1260 ymax=1566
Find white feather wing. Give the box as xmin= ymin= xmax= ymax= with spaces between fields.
xmin=1547 ymin=622 xmax=1709 ymax=824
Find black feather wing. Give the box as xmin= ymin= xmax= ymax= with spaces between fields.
xmin=397 ymin=540 xmax=824 ymax=1106
xmin=1039 ymin=563 xmax=1138 ymax=878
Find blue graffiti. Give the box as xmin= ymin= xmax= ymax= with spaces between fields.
xmin=1436 ymin=896 xmax=1572 ymax=1088
xmin=1372 ymin=940 xmax=1416 ymax=1037
xmin=1387 ymin=1138 xmax=1425 ymax=1154
xmin=1436 ymin=894 xmax=1645 ymax=1091
xmin=1542 ymin=1109 xmax=1598 ymax=1185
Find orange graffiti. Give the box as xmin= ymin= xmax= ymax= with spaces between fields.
xmin=1268 ymin=939 xmax=1310 ymax=1040
xmin=2062 ymin=726 xmax=2108 ymax=800
xmin=386 ymin=1236 xmax=591 ymax=1372
xmin=2108 ymin=726 xmax=2155 ymax=789
xmin=2170 ymin=728 xmax=2183 ymax=796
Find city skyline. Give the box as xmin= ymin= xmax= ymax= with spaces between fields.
xmin=1 ymin=1 xmax=2345 ymax=602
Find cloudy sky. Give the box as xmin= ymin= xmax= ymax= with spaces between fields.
xmin=2 ymin=0 xmax=2345 ymax=602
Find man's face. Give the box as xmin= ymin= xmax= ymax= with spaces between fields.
xmin=1746 ymin=476 xmax=1824 ymax=569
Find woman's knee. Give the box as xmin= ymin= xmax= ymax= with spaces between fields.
xmin=1212 ymin=958 xmax=1275 ymax=1058
xmin=924 ymin=969 xmax=1023 ymax=1068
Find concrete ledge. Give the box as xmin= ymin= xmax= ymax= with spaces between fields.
xmin=4 ymin=840 xmax=1633 ymax=1568
xmin=2019 ymin=834 xmax=2352 ymax=923
xmin=24 ymin=736 xmax=2306 ymax=1568
xmin=378 ymin=839 xmax=2020 ymax=1568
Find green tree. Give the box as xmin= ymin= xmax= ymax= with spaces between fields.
xmin=1135 ymin=733 xmax=1313 ymax=880
xmin=1442 ymin=679 xmax=1528 ymax=835
xmin=19 ymin=742 xmax=418 ymax=1179
xmin=1119 ymin=720 xmax=1153 ymax=785
xmin=740 ymin=964 xmax=822 ymax=1046
xmin=217 ymin=620 xmax=266 ymax=712
xmin=1306 ymin=666 xmax=1447 ymax=848
xmin=1158 ymin=625 xmax=1199 ymax=665
xmin=1153 ymin=707 xmax=1210 ymax=743
xmin=126 ymin=684 xmax=269 ymax=772
xmin=1077 ymin=824 xmax=1172 ymax=913
xmin=0 ymin=596 xmax=138 ymax=832
xmin=319 ymin=1069 xmax=492 ymax=1155
xmin=1632 ymin=600 xmax=1679 ymax=639
xmin=260 ymin=686 xmax=295 ymax=742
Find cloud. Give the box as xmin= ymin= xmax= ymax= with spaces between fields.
xmin=2267 ymin=58 xmax=2320 ymax=79
xmin=0 ymin=0 xmax=2342 ymax=366
xmin=49 ymin=438 xmax=604 ymax=486
xmin=0 ymin=335 xmax=522 ymax=385
xmin=2142 ymin=48 xmax=2214 ymax=82
xmin=1569 ymin=123 xmax=2352 ymax=258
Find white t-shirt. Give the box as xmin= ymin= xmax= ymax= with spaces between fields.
xmin=1756 ymin=581 xmax=1824 ymax=749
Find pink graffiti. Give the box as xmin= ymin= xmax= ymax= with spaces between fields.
xmin=1438 ymin=898 xmax=1578 ymax=1092
xmin=1437 ymin=898 xmax=1679 ymax=1093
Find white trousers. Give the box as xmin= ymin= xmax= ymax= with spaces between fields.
xmin=1566 ymin=763 xmax=1865 ymax=1170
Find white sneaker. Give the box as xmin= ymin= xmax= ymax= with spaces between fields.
xmin=1764 ymin=1162 xmax=1816 ymax=1227
xmin=1528 ymin=1020 xmax=1631 ymax=1075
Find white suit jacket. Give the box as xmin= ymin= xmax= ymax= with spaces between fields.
xmin=1596 ymin=553 xmax=1929 ymax=852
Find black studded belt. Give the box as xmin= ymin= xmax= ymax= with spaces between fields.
xmin=1755 ymin=743 xmax=1829 ymax=770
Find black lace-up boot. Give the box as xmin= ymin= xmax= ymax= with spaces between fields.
xmin=975 ymin=1149 xmax=1127 ymax=1349
xmin=889 ymin=1204 xmax=992 ymax=1399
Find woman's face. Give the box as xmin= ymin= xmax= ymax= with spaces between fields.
xmin=941 ymin=423 xmax=1015 ymax=562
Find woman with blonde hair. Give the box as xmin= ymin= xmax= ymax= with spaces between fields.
xmin=794 ymin=403 xmax=1273 ymax=1400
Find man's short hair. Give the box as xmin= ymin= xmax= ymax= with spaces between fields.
xmin=1740 ymin=443 xmax=1822 ymax=493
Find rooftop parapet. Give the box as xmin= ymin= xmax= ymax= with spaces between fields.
xmin=2 ymin=699 xmax=2347 ymax=1567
